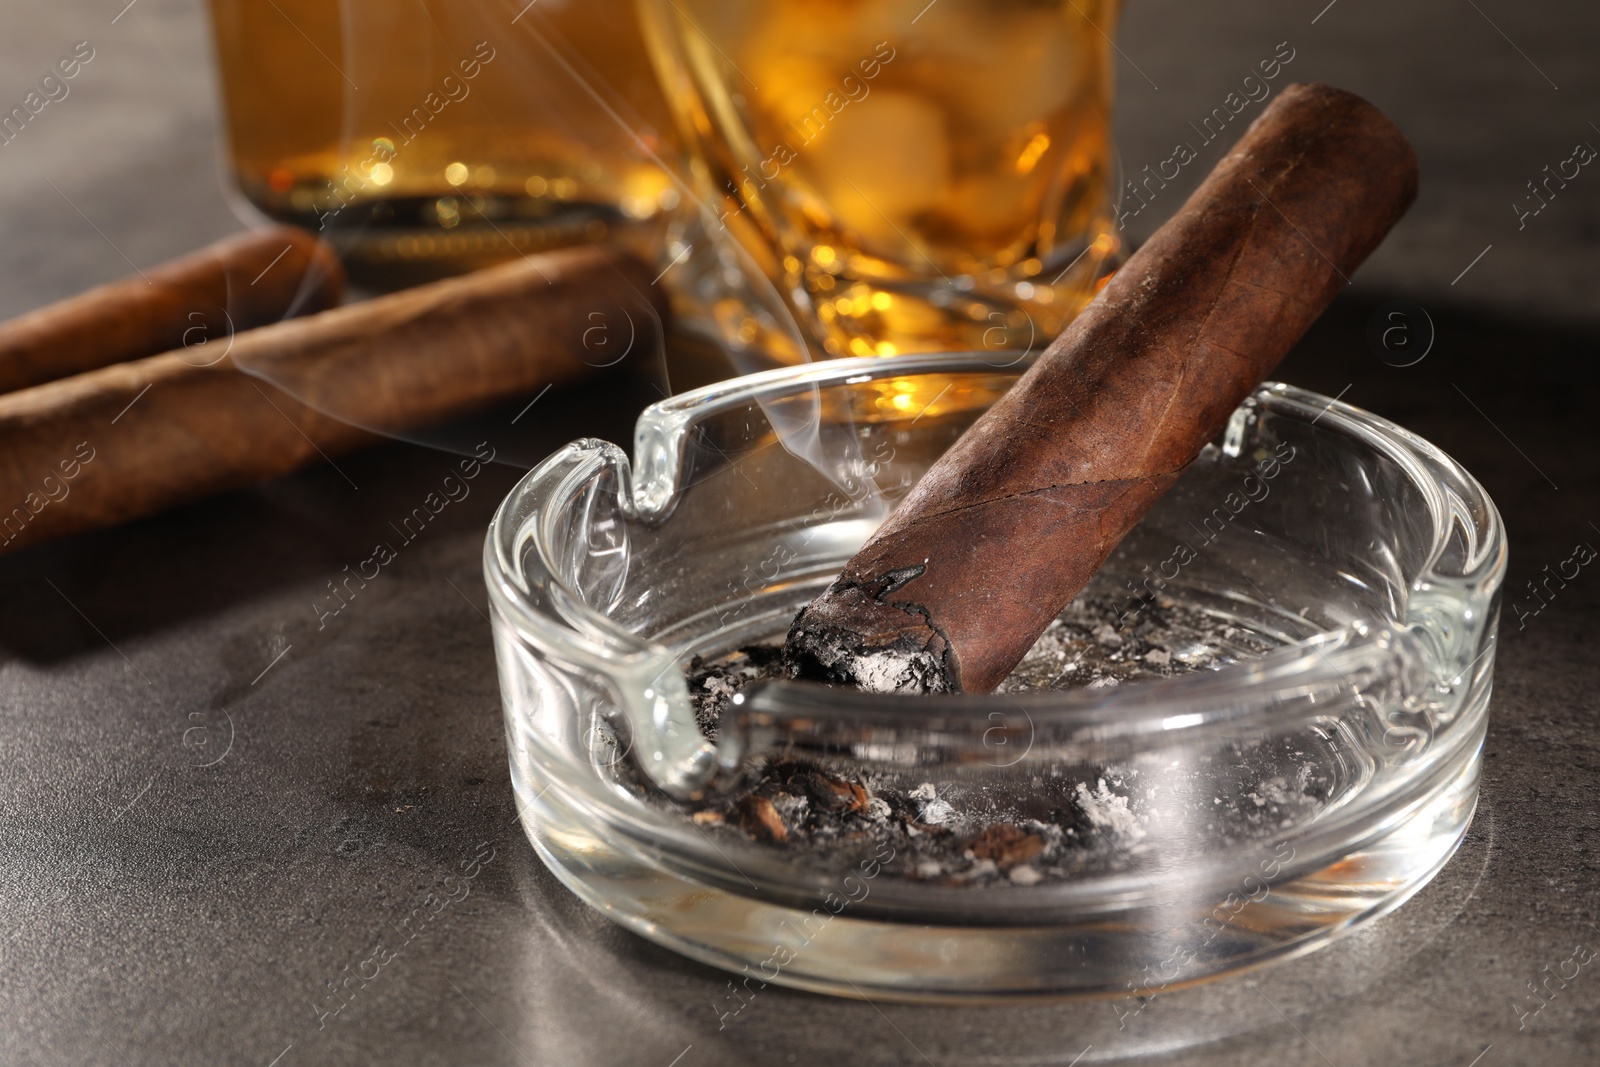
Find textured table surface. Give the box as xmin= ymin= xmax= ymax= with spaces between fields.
xmin=1 ymin=1 xmax=1597 ymax=1064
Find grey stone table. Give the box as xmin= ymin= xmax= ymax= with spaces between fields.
xmin=1 ymin=0 xmax=1597 ymax=1064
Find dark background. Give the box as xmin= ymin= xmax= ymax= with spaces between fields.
xmin=1 ymin=1 xmax=1597 ymax=1064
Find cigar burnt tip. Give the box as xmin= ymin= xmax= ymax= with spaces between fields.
xmin=782 ymin=572 xmax=957 ymax=695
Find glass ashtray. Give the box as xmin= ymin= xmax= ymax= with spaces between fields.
xmin=485 ymin=353 xmax=1504 ymax=1001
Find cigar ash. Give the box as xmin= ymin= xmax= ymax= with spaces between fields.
xmin=611 ymin=586 xmax=1334 ymax=888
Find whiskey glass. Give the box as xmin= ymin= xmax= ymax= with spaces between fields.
xmin=207 ymin=0 xmax=682 ymax=285
xmin=636 ymin=0 xmax=1124 ymax=360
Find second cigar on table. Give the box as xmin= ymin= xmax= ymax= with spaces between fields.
xmin=784 ymin=83 xmax=1420 ymax=695
xmin=0 ymin=246 xmax=664 ymax=555
xmin=0 ymin=226 xmax=344 ymax=393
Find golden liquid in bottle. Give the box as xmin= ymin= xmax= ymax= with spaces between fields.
xmin=208 ymin=0 xmax=679 ymax=285
xmin=640 ymin=0 xmax=1121 ymax=357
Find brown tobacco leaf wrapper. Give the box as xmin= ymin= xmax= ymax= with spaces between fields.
xmin=0 ymin=246 xmax=661 ymax=555
xmin=0 ymin=226 xmax=344 ymax=394
xmin=965 ymin=825 xmax=1046 ymax=870
xmin=737 ymin=795 xmax=789 ymax=843
xmin=785 ymin=83 xmax=1419 ymax=694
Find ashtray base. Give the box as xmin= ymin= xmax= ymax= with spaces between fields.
xmin=511 ymin=731 xmax=1481 ymax=1002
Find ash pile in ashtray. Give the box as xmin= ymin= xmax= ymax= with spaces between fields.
xmin=633 ymin=591 xmax=1327 ymax=887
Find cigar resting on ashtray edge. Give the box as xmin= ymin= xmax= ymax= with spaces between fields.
xmin=784 ymin=83 xmax=1420 ymax=694
xmin=0 ymin=246 xmax=663 ymax=556
xmin=0 ymin=226 xmax=344 ymax=394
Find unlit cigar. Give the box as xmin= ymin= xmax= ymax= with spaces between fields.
xmin=0 ymin=226 xmax=344 ymax=393
xmin=0 ymin=246 xmax=662 ymax=555
xmin=784 ymin=83 xmax=1419 ymax=694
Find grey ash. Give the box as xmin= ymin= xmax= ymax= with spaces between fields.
xmin=659 ymin=590 xmax=1318 ymax=887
